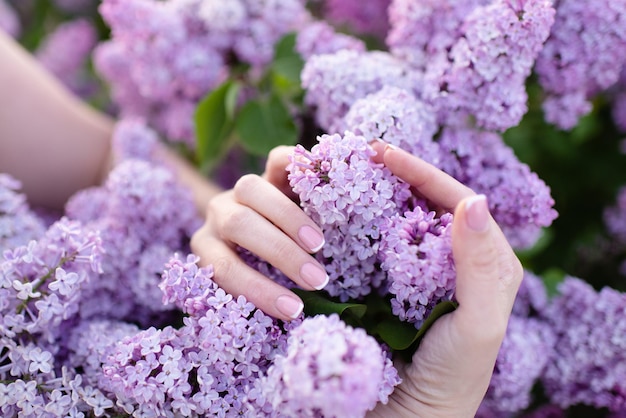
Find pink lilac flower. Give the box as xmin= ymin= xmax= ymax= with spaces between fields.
xmin=288 ymin=132 xmax=412 ymax=301
xmin=378 ymin=206 xmax=455 ymax=328
xmin=535 ymin=0 xmax=626 ymax=130
xmin=0 ymin=0 xmax=19 ymax=38
xmin=386 ymin=0 xmax=490 ymax=70
xmin=0 ymin=174 xmax=46 ymax=254
xmin=260 ymin=314 xmax=400 ymax=417
xmin=0 ymin=217 xmax=103 ymax=339
xmin=296 ymin=20 xmax=366 ymax=61
xmin=95 ymin=0 xmax=309 ymax=145
xmin=541 ymin=277 xmax=626 ymax=412
xmin=35 ymin=19 xmax=98 ymax=98
xmin=512 ymin=270 xmax=549 ymax=318
xmin=477 ymin=316 xmax=555 ymax=416
xmin=438 ymin=126 xmax=558 ymax=249
xmin=301 ymin=49 xmax=418 ymax=131
xmin=605 ymin=186 xmax=626 ymax=244
xmin=100 ymin=254 xmax=297 ymax=417
xmin=388 ymin=0 xmax=555 ymax=131
xmin=339 ymin=85 xmax=441 ymax=166
xmin=323 ymin=0 xmax=391 ymax=39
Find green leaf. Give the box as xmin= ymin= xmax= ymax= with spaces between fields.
xmin=194 ymin=80 xmax=241 ymax=170
xmin=234 ymin=94 xmax=298 ymax=156
xmin=376 ymin=300 xmax=458 ymax=351
xmin=292 ymin=289 xmax=368 ymax=321
xmin=270 ymin=33 xmax=304 ymax=100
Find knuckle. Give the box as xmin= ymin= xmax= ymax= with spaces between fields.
xmin=211 ymin=256 xmax=235 ymax=286
xmin=220 ymin=207 xmax=250 ymax=238
xmin=234 ymin=174 xmax=261 ymax=200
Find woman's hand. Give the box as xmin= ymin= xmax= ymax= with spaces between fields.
xmin=368 ymin=142 xmax=524 ymax=417
xmin=190 ymin=146 xmax=328 ymax=321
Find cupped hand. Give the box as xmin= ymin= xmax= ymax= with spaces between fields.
xmin=190 ymin=146 xmax=328 ymax=321
xmin=368 ymin=142 xmax=524 ymax=418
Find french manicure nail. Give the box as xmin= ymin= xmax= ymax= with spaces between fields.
xmin=465 ymin=194 xmax=489 ymax=232
xmin=384 ymin=143 xmax=398 ymax=152
xmin=276 ymin=294 xmax=304 ymax=319
xmin=300 ymin=262 xmax=329 ymax=290
xmin=298 ymin=225 xmax=325 ymax=253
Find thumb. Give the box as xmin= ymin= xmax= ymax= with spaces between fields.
xmin=452 ymin=194 xmax=511 ymax=329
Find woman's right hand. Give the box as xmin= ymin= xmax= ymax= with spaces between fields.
xmin=190 ymin=146 xmax=328 ymax=321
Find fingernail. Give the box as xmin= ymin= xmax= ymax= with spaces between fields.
xmin=276 ymin=294 xmax=304 ymax=319
xmin=465 ymin=194 xmax=489 ymax=232
xmin=385 ymin=143 xmax=398 ymax=152
xmin=370 ymin=138 xmax=387 ymax=146
xmin=298 ymin=225 xmax=325 ymax=253
xmin=300 ymin=262 xmax=329 ymax=290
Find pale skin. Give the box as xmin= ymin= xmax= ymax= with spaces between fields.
xmin=1 ymin=28 xmax=523 ymax=416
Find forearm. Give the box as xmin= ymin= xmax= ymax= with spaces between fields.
xmin=0 ymin=29 xmax=221 ymax=213
xmin=0 ymin=29 xmax=113 ymax=209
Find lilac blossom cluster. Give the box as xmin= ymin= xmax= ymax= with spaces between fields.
xmin=295 ymin=20 xmax=365 ymax=61
xmin=0 ymin=0 xmax=19 ymax=37
xmin=535 ymin=0 xmax=626 ymax=130
xmin=477 ymin=316 xmax=555 ymax=416
xmin=35 ymin=18 xmax=98 ymax=98
xmin=541 ymin=277 xmax=626 ymax=412
xmin=259 ymin=314 xmax=400 ymax=418
xmin=334 ymin=86 xmax=556 ymax=249
xmin=338 ymin=85 xmax=440 ymax=166
xmin=322 ymin=0 xmax=391 ymax=39
xmin=0 ymin=217 xmax=111 ymax=416
xmin=437 ymin=127 xmax=558 ymax=248
xmin=94 ymin=254 xmax=298 ymax=417
xmin=95 ymin=0 xmax=309 ymax=145
xmin=386 ymin=0 xmax=555 ymax=132
xmin=288 ymin=131 xmax=413 ymax=301
xmin=378 ymin=207 xmax=455 ymax=328
xmin=300 ymin=49 xmax=417 ymax=131
xmin=0 ymin=174 xmax=46 ymax=254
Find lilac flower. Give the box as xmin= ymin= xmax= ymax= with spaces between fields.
xmin=438 ymin=126 xmax=558 ymax=249
xmin=288 ymin=132 xmax=412 ymax=301
xmin=323 ymin=0 xmax=391 ymax=39
xmin=296 ymin=20 xmax=366 ymax=61
xmin=95 ymin=0 xmax=308 ymax=145
xmin=379 ymin=206 xmax=455 ymax=327
xmin=387 ymin=0 xmax=489 ymax=70
xmin=1 ymin=217 xmax=103 ymax=338
xmin=260 ymin=314 xmax=400 ymax=417
xmin=101 ymin=255 xmax=295 ymax=416
xmin=430 ymin=0 xmax=554 ymax=131
xmin=512 ymin=270 xmax=549 ymax=318
xmin=340 ymin=85 xmax=441 ymax=166
xmin=301 ymin=49 xmax=418 ymax=131
xmin=0 ymin=0 xmax=20 ymax=38
xmin=536 ymin=0 xmax=626 ymax=130
xmin=541 ymin=277 xmax=626 ymax=412
xmin=477 ymin=316 xmax=555 ymax=416
xmin=0 ymin=174 xmax=46 ymax=254
xmin=35 ymin=19 xmax=98 ymax=98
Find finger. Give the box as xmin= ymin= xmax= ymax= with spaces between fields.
xmin=369 ymin=139 xmax=386 ymax=164
xmin=191 ymin=231 xmax=305 ymax=321
xmin=234 ymin=173 xmax=325 ymax=254
xmin=383 ymin=144 xmax=474 ymax=213
xmin=215 ymin=197 xmax=329 ymax=292
xmin=451 ymin=195 xmax=523 ymax=333
xmin=262 ymin=145 xmax=298 ymax=199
